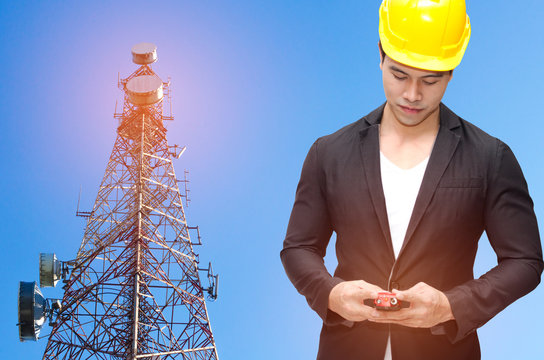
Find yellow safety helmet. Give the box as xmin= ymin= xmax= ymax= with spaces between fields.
xmin=378 ymin=0 xmax=471 ymax=71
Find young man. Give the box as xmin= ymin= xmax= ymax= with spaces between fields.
xmin=280 ymin=1 xmax=543 ymax=359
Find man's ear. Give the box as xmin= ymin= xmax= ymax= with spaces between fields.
xmin=379 ymin=43 xmax=384 ymax=70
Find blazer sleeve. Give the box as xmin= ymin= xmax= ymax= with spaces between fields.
xmin=437 ymin=140 xmax=543 ymax=343
xmin=280 ymin=140 xmax=345 ymax=324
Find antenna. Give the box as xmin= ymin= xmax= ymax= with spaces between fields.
xmin=168 ymin=144 xmax=186 ymax=159
xmin=39 ymin=254 xmax=62 ymax=288
xmin=39 ymin=253 xmax=71 ymax=288
xmin=17 ymin=282 xmax=61 ymax=342
xmin=162 ymin=76 xmax=174 ymax=121
xmin=76 ymin=186 xmax=92 ymax=218
xmin=168 ymin=76 xmax=173 ymax=118
xmin=177 ymin=169 xmax=191 ymax=207
xmin=188 ymin=225 xmax=202 ymax=246
xmin=198 ymin=262 xmax=219 ymax=301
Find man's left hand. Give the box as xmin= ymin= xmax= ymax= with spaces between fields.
xmin=367 ymin=282 xmax=455 ymax=328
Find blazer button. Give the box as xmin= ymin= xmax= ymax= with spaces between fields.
xmin=391 ymin=281 xmax=400 ymax=290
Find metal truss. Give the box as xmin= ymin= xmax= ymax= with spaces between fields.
xmin=42 ymin=64 xmax=219 ymax=360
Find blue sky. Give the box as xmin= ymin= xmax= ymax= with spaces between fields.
xmin=1 ymin=1 xmax=543 ymax=359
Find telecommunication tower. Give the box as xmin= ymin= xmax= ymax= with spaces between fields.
xmin=17 ymin=43 xmax=219 ymax=360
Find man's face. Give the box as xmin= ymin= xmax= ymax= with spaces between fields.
xmin=380 ymin=55 xmax=452 ymax=128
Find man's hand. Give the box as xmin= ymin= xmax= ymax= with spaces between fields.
xmin=367 ymin=282 xmax=455 ymax=328
xmin=328 ymin=280 xmax=385 ymax=322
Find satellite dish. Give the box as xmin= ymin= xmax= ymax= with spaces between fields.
xmin=126 ymin=75 xmax=164 ymax=106
xmin=131 ymin=42 xmax=158 ymax=65
xmin=18 ymin=281 xmax=49 ymax=342
xmin=39 ymin=253 xmax=62 ymax=288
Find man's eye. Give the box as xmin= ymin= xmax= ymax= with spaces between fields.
xmin=423 ymin=80 xmax=438 ymax=85
xmin=393 ymin=74 xmax=407 ymax=81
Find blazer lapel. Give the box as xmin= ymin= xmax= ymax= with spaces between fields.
xmin=398 ymin=104 xmax=461 ymax=258
xmin=359 ymin=104 xmax=395 ymax=258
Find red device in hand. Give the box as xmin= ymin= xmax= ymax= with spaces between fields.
xmin=364 ymin=292 xmax=410 ymax=311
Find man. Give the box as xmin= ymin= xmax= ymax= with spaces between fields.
xmin=280 ymin=1 xmax=543 ymax=359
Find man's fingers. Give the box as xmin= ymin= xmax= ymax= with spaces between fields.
xmin=393 ymin=289 xmax=414 ymax=302
xmin=394 ymin=283 xmax=427 ymax=302
xmin=368 ymin=309 xmax=412 ymax=323
xmin=329 ymin=280 xmax=389 ymax=321
xmin=354 ymin=281 xmax=382 ymax=301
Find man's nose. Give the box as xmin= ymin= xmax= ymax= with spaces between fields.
xmin=403 ymin=80 xmax=422 ymax=103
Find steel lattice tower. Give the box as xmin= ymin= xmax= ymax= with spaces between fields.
xmin=41 ymin=43 xmax=219 ymax=360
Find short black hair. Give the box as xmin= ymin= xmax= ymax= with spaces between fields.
xmin=378 ymin=41 xmax=453 ymax=75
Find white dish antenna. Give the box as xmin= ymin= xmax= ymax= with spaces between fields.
xmin=40 ymin=253 xmax=62 ymax=288
xmin=131 ymin=42 xmax=157 ymax=64
xmin=16 ymin=254 xmax=69 ymax=341
xmin=126 ymin=75 xmax=164 ymax=106
xmin=17 ymin=282 xmax=48 ymax=341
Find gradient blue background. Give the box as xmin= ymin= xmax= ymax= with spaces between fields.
xmin=1 ymin=1 xmax=543 ymax=359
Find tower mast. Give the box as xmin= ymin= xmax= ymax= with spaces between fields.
xmin=41 ymin=43 xmax=219 ymax=360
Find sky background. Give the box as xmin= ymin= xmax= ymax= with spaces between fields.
xmin=0 ymin=1 xmax=543 ymax=359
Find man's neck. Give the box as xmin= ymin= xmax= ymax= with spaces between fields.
xmin=379 ymin=103 xmax=440 ymax=169
xmin=380 ymin=102 xmax=440 ymax=139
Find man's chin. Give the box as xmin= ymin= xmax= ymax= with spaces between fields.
xmin=392 ymin=110 xmax=426 ymax=127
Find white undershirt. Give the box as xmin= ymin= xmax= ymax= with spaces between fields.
xmin=380 ymin=152 xmax=429 ymax=258
xmin=380 ymin=151 xmax=429 ymax=360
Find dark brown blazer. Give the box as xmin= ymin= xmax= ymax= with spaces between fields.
xmin=281 ymin=103 xmax=543 ymax=360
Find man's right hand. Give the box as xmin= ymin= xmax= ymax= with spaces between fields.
xmin=328 ymin=280 xmax=385 ymax=322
